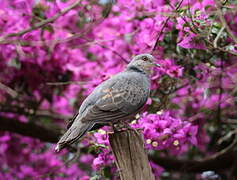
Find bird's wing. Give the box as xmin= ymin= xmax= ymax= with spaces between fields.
xmin=66 ymin=112 xmax=79 ymax=129
xmin=80 ymin=76 xmax=148 ymax=124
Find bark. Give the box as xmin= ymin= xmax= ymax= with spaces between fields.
xmin=109 ymin=129 xmax=155 ymax=180
xmin=151 ymin=151 xmax=237 ymax=173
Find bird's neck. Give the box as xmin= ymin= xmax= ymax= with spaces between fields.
xmin=126 ymin=65 xmax=151 ymax=76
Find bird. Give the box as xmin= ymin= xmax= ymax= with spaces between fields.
xmin=55 ymin=53 xmax=160 ymax=152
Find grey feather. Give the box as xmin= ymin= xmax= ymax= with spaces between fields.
xmin=56 ymin=116 xmax=94 ymax=152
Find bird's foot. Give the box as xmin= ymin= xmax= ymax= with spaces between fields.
xmin=109 ymin=122 xmax=120 ymax=133
xmin=120 ymin=121 xmax=134 ymax=131
xmin=121 ymin=121 xmax=143 ymax=136
xmin=109 ymin=122 xmax=142 ymax=135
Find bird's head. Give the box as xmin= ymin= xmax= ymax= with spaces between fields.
xmin=127 ymin=54 xmax=160 ymax=75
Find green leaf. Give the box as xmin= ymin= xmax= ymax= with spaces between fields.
xmin=43 ymin=25 xmax=54 ymax=33
xmin=8 ymin=58 xmax=21 ymax=69
xmin=32 ymin=4 xmax=47 ymax=19
xmin=195 ymin=9 xmax=201 ymax=17
xmin=213 ymin=22 xmax=221 ymax=29
xmin=102 ymin=167 xmax=112 ymax=178
xmin=90 ymin=175 xmax=101 ymax=180
xmin=204 ymin=5 xmax=211 ymax=11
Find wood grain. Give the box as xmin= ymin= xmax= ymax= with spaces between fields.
xmin=109 ymin=129 xmax=155 ymax=180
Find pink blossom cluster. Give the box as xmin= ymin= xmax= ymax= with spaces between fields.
xmin=92 ymin=128 xmax=113 ymax=170
xmin=132 ymin=112 xmax=198 ymax=154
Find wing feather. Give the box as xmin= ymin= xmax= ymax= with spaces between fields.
xmin=80 ymin=78 xmax=148 ymax=123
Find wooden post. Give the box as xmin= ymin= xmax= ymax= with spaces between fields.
xmin=109 ymin=129 xmax=155 ymax=180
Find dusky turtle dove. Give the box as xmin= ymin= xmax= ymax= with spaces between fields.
xmin=55 ymin=54 xmax=159 ymax=152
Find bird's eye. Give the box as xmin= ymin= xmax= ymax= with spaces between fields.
xmin=142 ymin=56 xmax=148 ymax=61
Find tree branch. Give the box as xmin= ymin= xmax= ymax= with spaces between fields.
xmin=0 ymin=82 xmax=18 ymax=98
xmin=205 ymin=39 xmax=237 ymax=56
xmin=150 ymin=151 xmax=237 ymax=173
xmin=0 ymin=116 xmax=60 ymax=143
xmin=214 ymin=0 xmax=237 ymax=44
xmin=152 ymin=0 xmax=184 ymax=53
xmin=213 ymin=26 xmax=225 ymax=48
xmin=1 ymin=105 xmax=70 ymax=120
xmin=151 ymin=137 xmax=237 ymax=173
xmin=0 ymin=0 xmax=82 ymax=42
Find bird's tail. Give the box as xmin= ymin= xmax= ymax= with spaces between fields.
xmin=55 ymin=120 xmax=94 ymax=152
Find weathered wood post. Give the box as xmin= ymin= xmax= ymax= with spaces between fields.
xmin=109 ymin=129 xmax=155 ymax=180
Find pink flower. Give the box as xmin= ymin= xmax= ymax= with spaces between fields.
xmin=178 ymin=33 xmax=206 ymax=50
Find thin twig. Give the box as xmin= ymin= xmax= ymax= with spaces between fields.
xmin=187 ymin=0 xmax=200 ymax=32
xmin=214 ymin=0 xmax=237 ymax=44
xmin=208 ymin=136 xmax=237 ymax=160
xmin=217 ymin=129 xmax=237 ymax=145
xmin=152 ymin=0 xmax=184 ymax=53
xmin=214 ymin=26 xmax=225 ymax=48
xmin=151 ymin=17 xmax=170 ymax=53
xmin=46 ymin=81 xmax=88 ymax=86
xmin=1 ymin=105 xmax=70 ymax=119
xmin=216 ymin=57 xmax=224 ymax=127
xmin=0 ymin=0 xmax=82 ymax=42
xmin=206 ymin=39 xmax=237 ymax=56
xmin=0 ymin=82 xmax=18 ymax=98
xmin=224 ymin=119 xmax=237 ymax=124
xmin=81 ymin=37 xmax=129 ymax=63
xmin=0 ymin=1 xmax=113 ymax=45
xmin=96 ymin=43 xmax=129 ymax=64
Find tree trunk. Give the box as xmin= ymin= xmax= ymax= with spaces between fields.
xmin=109 ymin=129 xmax=155 ymax=180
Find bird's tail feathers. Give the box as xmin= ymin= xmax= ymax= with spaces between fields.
xmin=55 ymin=121 xmax=93 ymax=152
